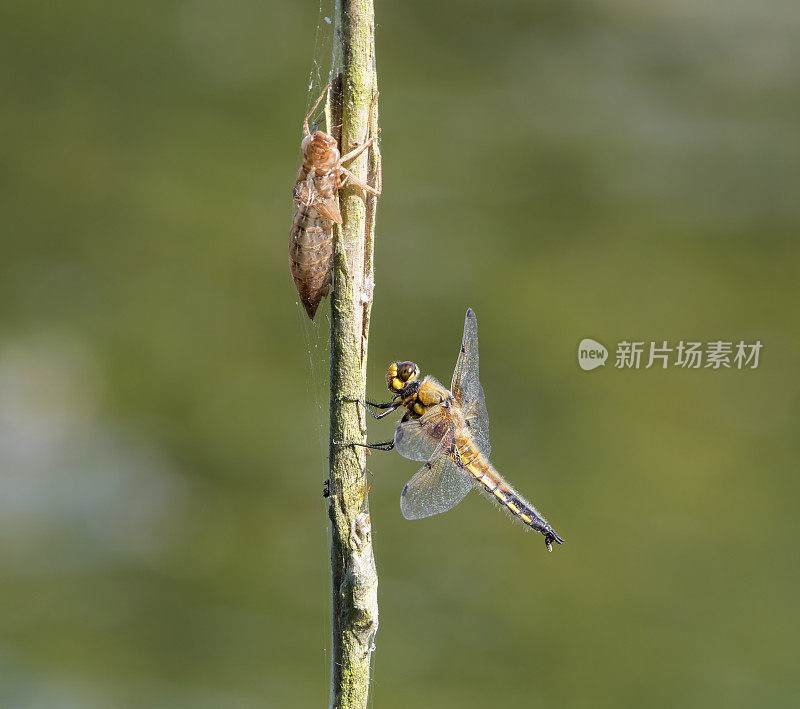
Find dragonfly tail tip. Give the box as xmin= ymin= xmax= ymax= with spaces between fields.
xmin=544 ymin=531 xmax=564 ymax=552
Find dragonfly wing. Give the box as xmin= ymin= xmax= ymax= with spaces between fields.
xmin=449 ymin=308 xmax=491 ymax=457
xmin=400 ymin=434 xmax=473 ymax=520
xmin=292 ymin=177 xmax=343 ymax=224
xmin=311 ymin=195 xmax=343 ymax=224
xmin=393 ymin=405 xmax=448 ymax=462
xmin=464 ymin=393 xmax=490 ymax=460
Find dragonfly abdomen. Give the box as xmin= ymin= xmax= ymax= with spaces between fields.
xmin=288 ymin=205 xmax=334 ymax=319
xmin=465 ymin=455 xmax=563 ymax=550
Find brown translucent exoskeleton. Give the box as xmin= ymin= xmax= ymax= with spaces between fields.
xmin=289 ymin=84 xmax=382 ymax=319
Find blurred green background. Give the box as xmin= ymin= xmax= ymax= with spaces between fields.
xmin=2 ymin=0 xmax=799 ymax=706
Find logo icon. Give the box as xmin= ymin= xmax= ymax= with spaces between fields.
xmin=578 ymin=338 xmax=608 ymax=371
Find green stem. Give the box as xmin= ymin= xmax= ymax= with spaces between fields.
xmin=327 ymin=0 xmax=379 ymax=707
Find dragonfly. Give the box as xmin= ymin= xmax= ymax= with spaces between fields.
xmin=350 ymin=308 xmax=564 ymax=551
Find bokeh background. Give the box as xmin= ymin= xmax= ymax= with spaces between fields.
xmin=2 ymin=0 xmax=799 ymax=706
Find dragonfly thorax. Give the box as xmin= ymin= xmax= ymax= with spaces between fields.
xmin=301 ymin=131 xmax=339 ymax=172
xmin=402 ymin=377 xmax=452 ymax=419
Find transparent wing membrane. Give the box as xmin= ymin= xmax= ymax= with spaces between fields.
xmin=449 ymin=308 xmax=491 ymax=457
xmin=400 ymin=435 xmax=473 ymax=520
xmin=449 ymin=309 xmax=476 ymax=401
xmin=464 ymin=396 xmax=490 ymax=459
xmin=393 ymin=405 xmax=447 ymax=462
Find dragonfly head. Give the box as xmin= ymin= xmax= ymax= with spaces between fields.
xmin=301 ymin=131 xmax=340 ymax=170
xmin=386 ymin=361 xmax=419 ymax=393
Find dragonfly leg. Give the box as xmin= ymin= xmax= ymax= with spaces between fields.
xmin=338 ymin=91 xmax=380 ymax=163
xmin=303 ymin=83 xmax=331 ymax=136
xmin=342 ymin=395 xmax=394 ymax=408
xmin=337 ymin=91 xmax=382 ymax=197
xmin=338 ymin=166 xmax=381 ymax=197
xmin=363 ymin=399 xmax=395 ymax=409
xmin=333 ymin=439 xmax=395 ymax=452
xmin=366 ymin=405 xmax=399 ymax=420
xmin=359 ymin=439 xmax=395 ymax=452
xmin=342 ymin=395 xmax=399 ymax=420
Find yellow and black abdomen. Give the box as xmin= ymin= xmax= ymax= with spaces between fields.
xmin=462 ymin=449 xmax=563 ymax=548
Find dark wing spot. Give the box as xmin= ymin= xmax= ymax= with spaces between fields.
xmin=401 ymin=483 xmax=408 ymax=497
xmin=425 ymin=462 xmax=432 ymax=470
xmin=431 ymin=422 xmax=447 ymax=439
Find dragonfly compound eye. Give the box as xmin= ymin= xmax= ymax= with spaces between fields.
xmin=398 ymin=362 xmax=418 ymax=382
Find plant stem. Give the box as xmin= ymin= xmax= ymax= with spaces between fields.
xmin=327 ymin=0 xmax=379 ymax=707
